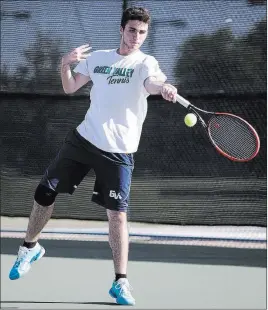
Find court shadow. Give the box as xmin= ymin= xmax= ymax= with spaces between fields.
xmin=1 ymin=238 xmax=266 ymax=268
xmin=1 ymin=301 xmax=118 ymax=306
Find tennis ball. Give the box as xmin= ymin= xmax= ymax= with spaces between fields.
xmin=184 ymin=113 xmax=197 ymax=127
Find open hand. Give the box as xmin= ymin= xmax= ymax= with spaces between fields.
xmin=62 ymin=44 xmax=92 ymax=65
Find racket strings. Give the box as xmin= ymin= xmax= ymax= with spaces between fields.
xmin=208 ymin=115 xmax=258 ymax=160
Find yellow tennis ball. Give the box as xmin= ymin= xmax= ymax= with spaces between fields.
xmin=184 ymin=113 xmax=197 ymax=127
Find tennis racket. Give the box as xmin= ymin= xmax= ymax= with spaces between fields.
xmin=175 ymin=94 xmax=260 ymax=162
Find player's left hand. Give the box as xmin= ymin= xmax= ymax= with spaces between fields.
xmin=161 ymin=84 xmax=177 ymax=103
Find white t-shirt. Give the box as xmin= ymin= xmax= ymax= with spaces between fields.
xmin=73 ymin=49 xmax=166 ymax=153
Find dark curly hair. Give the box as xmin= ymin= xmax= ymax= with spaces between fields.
xmin=121 ymin=7 xmax=151 ymax=29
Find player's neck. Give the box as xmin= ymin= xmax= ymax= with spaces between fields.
xmin=117 ymin=45 xmax=140 ymax=56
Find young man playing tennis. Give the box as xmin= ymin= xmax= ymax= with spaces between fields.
xmin=9 ymin=7 xmax=177 ymax=305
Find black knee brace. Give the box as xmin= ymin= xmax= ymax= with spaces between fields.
xmin=34 ymin=184 xmax=58 ymax=206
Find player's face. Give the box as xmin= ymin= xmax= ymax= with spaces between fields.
xmin=120 ymin=20 xmax=148 ymax=51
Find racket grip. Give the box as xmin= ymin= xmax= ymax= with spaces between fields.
xmin=175 ymin=94 xmax=191 ymax=108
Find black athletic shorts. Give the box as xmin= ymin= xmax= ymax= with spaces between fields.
xmin=39 ymin=129 xmax=134 ymax=212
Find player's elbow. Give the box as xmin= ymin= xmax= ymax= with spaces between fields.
xmin=63 ymin=89 xmax=72 ymax=95
xmin=63 ymin=86 xmax=75 ymax=94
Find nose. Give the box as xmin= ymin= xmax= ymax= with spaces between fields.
xmin=133 ymin=32 xmax=139 ymax=41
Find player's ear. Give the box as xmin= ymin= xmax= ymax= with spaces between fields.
xmin=120 ymin=26 xmax=123 ymax=36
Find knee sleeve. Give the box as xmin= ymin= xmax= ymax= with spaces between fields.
xmin=34 ymin=184 xmax=58 ymax=206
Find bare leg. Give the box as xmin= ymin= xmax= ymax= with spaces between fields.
xmin=24 ymin=200 xmax=54 ymax=242
xmin=107 ymin=209 xmax=129 ymax=275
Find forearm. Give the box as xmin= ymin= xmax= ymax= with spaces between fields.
xmin=61 ymin=59 xmax=76 ymax=94
xmin=144 ymin=76 xmax=177 ymax=102
xmin=144 ymin=77 xmax=165 ymax=95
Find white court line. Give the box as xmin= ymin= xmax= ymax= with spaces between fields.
xmin=1 ymin=225 xmax=266 ymax=242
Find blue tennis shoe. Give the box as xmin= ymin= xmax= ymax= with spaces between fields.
xmin=109 ymin=278 xmax=135 ymax=305
xmin=9 ymin=243 xmax=45 ymax=280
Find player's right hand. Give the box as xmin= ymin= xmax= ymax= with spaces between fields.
xmin=62 ymin=44 xmax=92 ymax=65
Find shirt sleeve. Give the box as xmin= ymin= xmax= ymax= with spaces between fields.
xmin=140 ymin=56 xmax=167 ymax=83
xmin=73 ymin=54 xmax=93 ymax=76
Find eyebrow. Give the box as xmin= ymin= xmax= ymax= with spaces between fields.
xmin=129 ymin=27 xmax=147 ymax=32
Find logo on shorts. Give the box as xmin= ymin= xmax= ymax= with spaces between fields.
xmin=109 ymin=190 xmax=122 ymax=200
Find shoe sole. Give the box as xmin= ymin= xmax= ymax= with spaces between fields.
xmin=109 ymin=289 xmax=135 ymax=306
xmin=9 ymin=247 xmax=46 ymax=280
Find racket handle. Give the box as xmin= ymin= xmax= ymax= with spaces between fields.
xmin=175 ymin=94 xmax=191 ymax=108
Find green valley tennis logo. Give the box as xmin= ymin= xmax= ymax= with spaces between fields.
xmin=93 ymin=66 xmax=134 ymax=84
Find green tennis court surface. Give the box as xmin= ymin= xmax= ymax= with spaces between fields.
xmin=1 ymin=238 xmax=266 ymax=309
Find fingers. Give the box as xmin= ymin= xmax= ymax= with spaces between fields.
xmin=73 ymin=46 xmax=92 ymax=54
xmin=79 ymin=44 xmax=91 ymax=49
xmin=80 ymin=53 xmax=91 ymax=59
xmin=77 ymin=45 xmax=92 ymax=55
xmin=161 ymin=84 xmax=177 ymax=102
xmin=76 ymin=45 xmax=92 ymax=57
xmin=82 ymin=46 xmax=92 ymax=52
xmin=62 ymin=44 xmax=92 ymax=65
